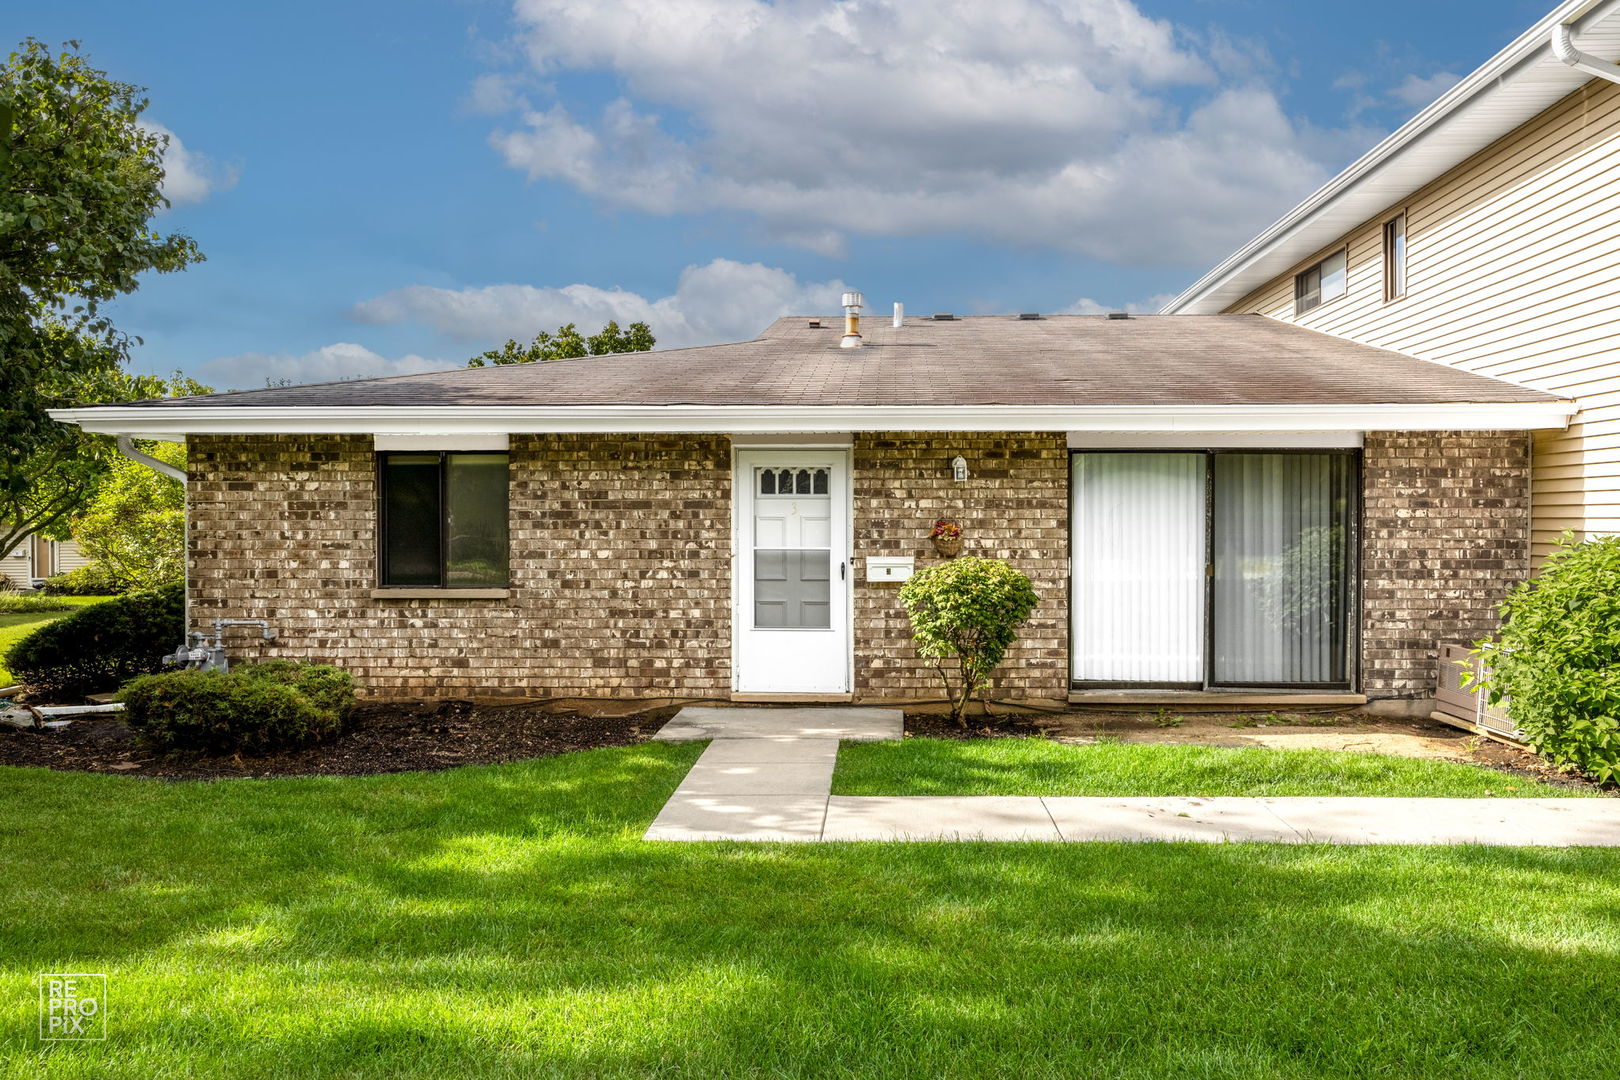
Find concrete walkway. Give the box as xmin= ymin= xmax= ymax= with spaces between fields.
xmin=643 ymin=707 xmax=1620 ymax=846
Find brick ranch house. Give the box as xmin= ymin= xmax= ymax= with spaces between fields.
xmin=55 ymin=311 xmax=1572 ymax=714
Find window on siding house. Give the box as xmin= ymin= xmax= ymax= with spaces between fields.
xmin=1294 ymin=249 xmax=1347 ymax=315
xmin=1383 ymin=213 xmax=1407 ymax=301
xmin=379 ymin=451 xmax=509 ymax=587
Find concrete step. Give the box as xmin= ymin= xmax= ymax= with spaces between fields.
xmin=652 ymin=706 xmax=903 ymax=742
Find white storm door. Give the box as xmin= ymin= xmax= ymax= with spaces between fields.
xmin=734 ymin=451 xmax=851 ymax=693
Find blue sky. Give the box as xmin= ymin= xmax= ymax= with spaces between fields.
xmin=13 ymin=0 xmax=1554 ymax=388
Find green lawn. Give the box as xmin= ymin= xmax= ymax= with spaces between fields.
xmin=833 ymin=737 xmax=1594 ymax=798
xmin=0 ymin=597 xmax=113 ymax=686
xmin=4 ymin=745 xmax=1620 ymax=1077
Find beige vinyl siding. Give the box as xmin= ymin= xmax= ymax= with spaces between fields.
xmin=53 ymin=539 xmax=90 ymax=574
xmin=1227 ymin=77 xmax=1620 ymax=556
xmin=0 ymin=536 xmax=90 ymax=585
xmin=1 ymin=545 xmax=30 ymax=587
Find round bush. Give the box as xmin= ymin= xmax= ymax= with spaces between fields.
xmin=898 ymin=556 xmax=1039 ymax=723
xmin=4 ymin=582 xmax=182 ymax=696
xmin=1475 ymin=535 xmax=1620 ymax=783
xmin=119 ymin=661 xmax=355 ymax=755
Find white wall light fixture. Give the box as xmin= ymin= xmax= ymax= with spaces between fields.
xmin=951 ymin=455 xmax=969 ymax=482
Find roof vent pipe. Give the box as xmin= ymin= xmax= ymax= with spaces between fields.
xmin=893 ymin=302 xmax=903 ymax=328
xmin=840 ymin=291 xmax=863 ymax=348
xmin=1552 ymin=21 xmax=1620 ymax=86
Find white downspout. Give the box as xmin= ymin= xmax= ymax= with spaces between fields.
xmin=115 ymin=435 xmax=189 ymax=655
xmin=1552 ymin=21 xmax=1620 ymax=86
xmin=116 ymin=434 xmax=186 ymax=482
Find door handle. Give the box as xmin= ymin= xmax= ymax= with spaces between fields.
xmin=840 ymin=560 xmax=847 ymax=581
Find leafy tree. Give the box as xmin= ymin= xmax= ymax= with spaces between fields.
xmin=71 ymin=439 xmax=185 ymax=592
xmin=0 ymin=370 xmax=207 ymax=561
xmin=0 ymin=39 xmax=204 ymax=553
xmin=466 ymin=320 xmax=654 ymax=367
xmin=898 ymin=556 xmax=1039 ymax=725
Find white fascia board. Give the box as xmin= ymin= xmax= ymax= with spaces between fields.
xmin=49 ymin=401 xmax=1578 ymax=435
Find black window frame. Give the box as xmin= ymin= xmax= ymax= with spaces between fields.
xmin=1067 ymin=447 xmax=1361 ymax=693
xmin=376 ymin=450 xmax=511 ymax=589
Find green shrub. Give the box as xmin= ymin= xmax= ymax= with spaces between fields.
xmin=3 ymin=582 xmax=183 ymax=696
xmin=39 ymin=563 xmax=125 ymax=596
xmin=119 ymin=662 xmax=355 ymax=755
xmin=1472 ymin=534 xmax=1620 ymax=783
xmin=0 ymin=591 xmax=74 ymax=614
xmin=898 ymin=556 xmax=1039 ymax=724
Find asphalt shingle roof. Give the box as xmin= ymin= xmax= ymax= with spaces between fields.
xmin=125 ymin=314 xmax=1560 ymax=408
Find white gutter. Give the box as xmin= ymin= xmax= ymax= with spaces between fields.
xmin=51 ymin=401 xmax=1579 ymax=435
xmin=1553 ymin=17 xmax=1620 ymax=84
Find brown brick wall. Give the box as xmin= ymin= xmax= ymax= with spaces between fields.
xmin=1360 ymin=431 xmax=1530 ymax=701
xmin=188 ymin=433 xmax=732 ymax=698
xmin=851 ymin=432 xmax=1069 ymax=702
xmin=186 ymin=429 xmax=1526 ymax=704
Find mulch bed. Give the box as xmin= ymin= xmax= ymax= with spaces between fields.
xmin=0 ymin=700 xmax=677 ymax=781
xmin=902 ymin=712 xmax=1052 ymax=740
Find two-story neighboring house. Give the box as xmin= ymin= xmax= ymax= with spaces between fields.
xmin=1165 ymin=0 xmax=1620 ymax=561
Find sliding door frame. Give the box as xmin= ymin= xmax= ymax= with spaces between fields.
xmin=1068 ymin=448 xmax=1361 ymax=692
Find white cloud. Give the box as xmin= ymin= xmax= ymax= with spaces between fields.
xmin=198 ymin=343 xmax=445 ymax=389
xmin=351 ymin=258 xmax=851 ymax=348
xmin=142 ymin=122 xmax=238 ymax=207
xmin=1390 ymin=71 xmax=1461 ymax=108
xmin=480 ymin=0 xmax=1337 ymax=265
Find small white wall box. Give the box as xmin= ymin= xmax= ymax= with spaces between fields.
xmin=866 ymin=556 xmax=916 ymax=583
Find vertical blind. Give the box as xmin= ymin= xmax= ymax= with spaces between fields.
xmin=1071 ymin=451 xmax=1353 ymax=688
xmin=1211 ymin=454 xmax=1352 ymax=685
xmin=1071 ymin=453 xmax=1205 ymax=683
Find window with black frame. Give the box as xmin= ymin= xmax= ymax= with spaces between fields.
xmin=379 ymin=452 xmax=509 ymax=588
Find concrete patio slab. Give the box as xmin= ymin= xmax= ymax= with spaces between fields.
xmin=675 ymin=760 xmax=836 ymax=796
xmin=693 ymin=738 xmax=841 ymax=765
xmin=644 ymin=794 xmax=828 ymax=842
xmin=822 ymin=796 xmax=1061 ymax=841
xmin=1265 ymin=797 xmax=1620 ymax=846
xmin=653 ymin=706 xmax=903 ymax=742
xmin=1043 ymin=797 xmax=1301 ymax=843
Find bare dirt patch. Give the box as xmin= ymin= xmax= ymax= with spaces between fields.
xmin=0 ymin=699 xmax=676 ymax=781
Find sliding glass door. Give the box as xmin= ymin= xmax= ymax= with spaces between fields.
xmin=1212 ymin=454 xmax=1353 ymax=686
xmin=1071 ymin=450 xmax=1356 ymax=689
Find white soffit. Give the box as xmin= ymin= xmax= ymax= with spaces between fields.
xmin=1162 ymin=0 xmax=1620 ymax=315
xmin=374 ymin=433 xmax=510 ymax=450
xmin=1068 ymin=432 xmax=1363 ymax=449
xmin=728 ymin=432 xmax=855 ymax=447
xmin=49 ymin=402 xmax=1577 ymax=435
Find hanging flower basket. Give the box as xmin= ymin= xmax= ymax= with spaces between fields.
xmin=929 ymin=519 xmax=963 ymax=558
